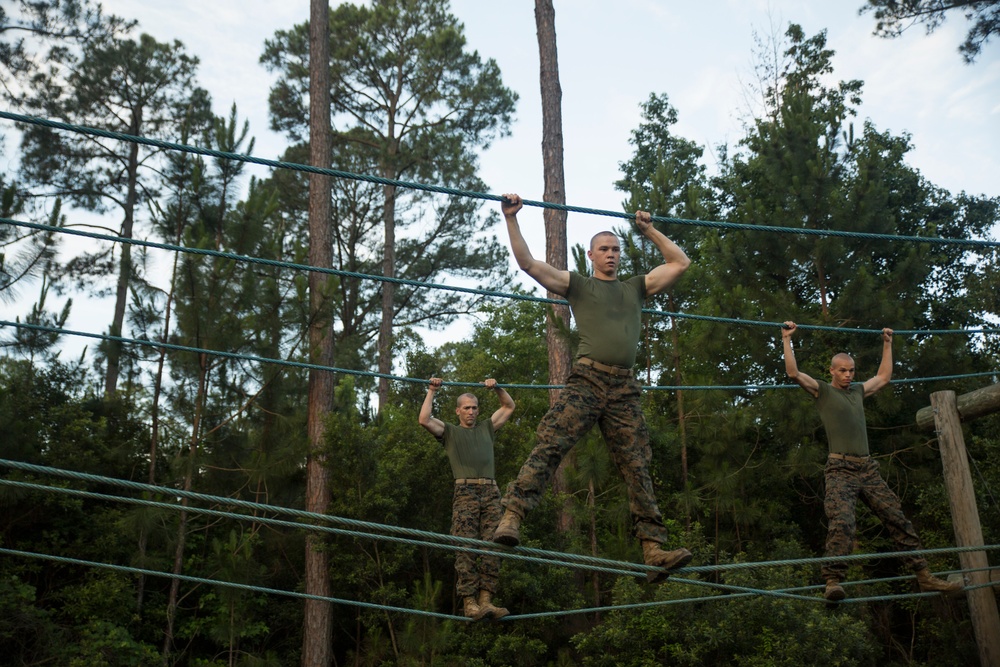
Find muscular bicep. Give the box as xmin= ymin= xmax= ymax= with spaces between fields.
xmin=490 ymin=405 xmax=514 ymax=430
xmin=418 ymin=416 xmax=446 ymax=438
xmin=790 ymin=370 xmax=820 ymax=397
xmin=524 ymin=261 xmax=570 ymax=296
xmin=643 ymin=263 xmax=687 ymax=296
xmin=862 ymin=375 xmax=889 ymax=397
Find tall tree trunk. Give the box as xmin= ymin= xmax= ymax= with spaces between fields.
xmin=303 ymin=1 xmax=335 ymax=665
xmin=535 ymin=0 xmax=573 ymax=532
xmin=138 ymin=148 xmax=193 ymax=612
xmin=162 ymin=353 xmax=208 ymax=664
xmin=105 ymin=108 xmax=142 ymax=396
xmin=376 ymin=179 xmax=397 ymax=414
xmin=136 ymin=225 xmax=181 ymax=613
xmin=815 ymin=256 xmax=830 ymax=316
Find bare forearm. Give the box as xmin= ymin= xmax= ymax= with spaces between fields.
xmin=418 ymin=389 xmax=436 ymax=426
xmin=504 ymin=213 xmax=569 ymax=294
xmin=495 ymin=386 xmax=515 ymax=410
xmin=505 ymin=214 xmax=537 ymax=271
xmin=782 ymin=337 xmax=799 ymax=378
xmin=876 ymin=342 xmax=893 ymax=381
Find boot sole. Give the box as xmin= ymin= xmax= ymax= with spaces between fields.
xmin=492 ymin=531 xmax=520 ymax=547
xmin=919 ymin=585 xmax=964 ymax=595
xmin=824 ymin=587 xmax=846 ymax=602
xmin=645 ymin=549 xmax=693 ymax=583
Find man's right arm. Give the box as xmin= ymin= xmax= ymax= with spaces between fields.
xmin=418 ymin=378 xmax=446 ymax=438
xmin=782 ymin=321 xmax=819 ymax=397
xmin=502 ymin=193 xmax=570 ymax=296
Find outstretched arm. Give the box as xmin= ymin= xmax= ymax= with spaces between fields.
xmin=502 ymin=193 xmax=571 ymax=296
xmin=417 ymin=378 xmax=446 ymax=438
xmin=782 ymin=321 xmax=820 ymax=397
xmin=635 ymin=211 xmax=691 ymax=296
xmin=862 ymin=328 xmax=894 ymax=397
xmin=483 ymin=378 xmax=515 ymax=430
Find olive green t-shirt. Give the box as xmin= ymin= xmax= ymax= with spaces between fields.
xmin=439 ymin=420 xmax=496 ymax=479
xmin=567 ymin=272 xmax=646 ymax=369
xmin=815 ymin=381 xmax=869 ymax=456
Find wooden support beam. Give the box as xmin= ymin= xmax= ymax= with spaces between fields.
xmin=931 ymin=390 xmax=1000 ymax=667
xmin=916 ymin=383 xmax=1000 ymax=430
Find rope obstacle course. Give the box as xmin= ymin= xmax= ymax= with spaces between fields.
xmin=0 ymin=111 xmax=997 ymax=621
xmin=1 ymin=458 xmax=994 ymax=621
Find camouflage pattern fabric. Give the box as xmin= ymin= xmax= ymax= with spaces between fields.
xmin=821 ymin=456 xmax=927 ymax=580
xmin=452 ymin=481 xmax=502 ymax=597
xmin=502 ymin=362 xmax=669 ymax=543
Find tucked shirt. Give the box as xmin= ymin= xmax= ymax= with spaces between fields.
xmin=438 ymin=420 xmax=496 ymax=479
xmin=567 ymin=272 xmax=646 ymax=368
xmin=815 ymin=381 xmax=869 ymax=456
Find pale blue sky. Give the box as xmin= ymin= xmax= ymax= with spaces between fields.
xmin=8 ymin=0 xmax=999 ymax=351
xmin=99 ymin=1 xmax=998 ymax=240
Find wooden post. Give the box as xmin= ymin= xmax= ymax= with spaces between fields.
xmin=916 ymin=383 xmax=1000 ymax=430
xmin=930 ymin=390 xmax=1000 ymax=667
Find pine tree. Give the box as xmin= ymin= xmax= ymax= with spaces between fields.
xmin=262 ymin=0 xmax=517 ymax=413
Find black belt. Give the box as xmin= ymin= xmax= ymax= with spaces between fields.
xmin=577 ymin=357 xmax=633 ymax=377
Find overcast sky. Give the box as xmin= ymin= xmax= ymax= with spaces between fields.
xmin=96 ymin=0 xmax=999 ymax=220
xmin=6 ymin=0 xmax=999 ymax=351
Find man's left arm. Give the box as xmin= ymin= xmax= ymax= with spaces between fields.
xmin=862 ymin=328 xmax=894 ymax=397
xmin=484 ymin=378 xmax=515 ymax=430
xmin=635 ymin=211 xmax=691 ymax=296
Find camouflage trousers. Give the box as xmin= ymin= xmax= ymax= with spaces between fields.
xmin=502 ymin=362 xmax=669 ymax=543
xmin=452 ymin=480 xmax=502 ymax=597
xmin=822 ymin=456 xmax=927 ymax=580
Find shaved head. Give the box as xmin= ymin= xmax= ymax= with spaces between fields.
xmin=456 ymin=393 xmax=478 ymax=407
xmin=590 ymin=231 xmax=618 ymax=250
xmin=830 ymin=353 xmax=853 ymax=367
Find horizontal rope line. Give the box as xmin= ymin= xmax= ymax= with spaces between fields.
xmin=0 ymin=547 xmax=466 ymax=621
xmin=11 ymin=478 xmax=990 ymax=609
xmin=11 ymin=478 xmax=992 ymax=606
xmin=512 ymin=574 xmax=994 ymax=620
xmin=0 ymin=458 xmax=664 ymax=577
xmin=3 ymin=320 xmax=994 ymax=391
xmin=2 ymin=459 xmax=992 ymax=577
xmin=4 ymin=461 xmax=990 ymax=617
xmin=0 ymin=479 xmax=650 ymax=579
xmin=2 ymin=110 xmax=997 ymax=248
xmin=6 ymin=545 xmax=986 ymax=623
xmin=516 ymin=564 xmax=996 ymax=619
xmin=8 ymin=217 xmax=996 ymax=337
xmin=1 ymin=217 xmax=555 ymax=306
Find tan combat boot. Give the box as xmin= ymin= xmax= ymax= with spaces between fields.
xmin=824 ymin=578 xmax=846 ymax=602
xmin=641 ymin=540 xmax=693 ymax=583
xmin=477 ymin=590 xmax=509 ymax=620
xmin=915 ymin=568 xmax=963 ymax=594
xmin=492 ymin=509 xmax=522 ymax=547
xmin=463 ymin=595 xmax=485 ymax=621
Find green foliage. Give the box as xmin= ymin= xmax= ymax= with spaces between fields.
xmin=0 ymin=0 xmax=133 ymax=89
xmin=0 ymin=575 xmax=58 ymax=662
xmin=262 ymin=0 xmax=518 ymax=409
xmin=1 ymin=5 xmax=997 ymax=666
xmin=861 ymin=0 xmax=1000 ymax=63
xmin=61 ymin=620 xmax=159 ymax=667
xmin=572 ymin=565 xmax=878 ymax=666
